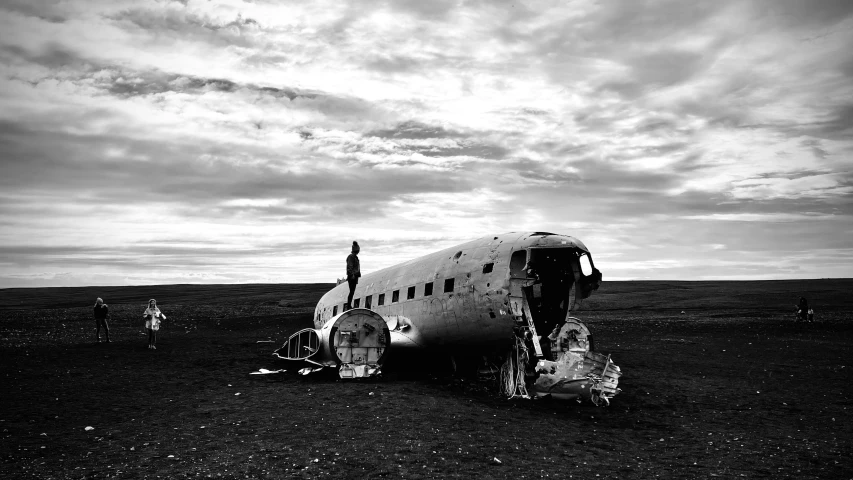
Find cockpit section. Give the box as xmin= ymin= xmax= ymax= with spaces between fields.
xmin=503 ymin=245 xmax=619 ymax=404
xmin=509 ymin=247 xmax=602 ymax=355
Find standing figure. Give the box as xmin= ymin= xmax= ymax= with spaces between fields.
xmin=143 ymin=299 xmax=166 ymax=350
xmin=796 ymin=297 xmax=809 ymax=322
xmin=346 ymin=241 xmax=361 ymax=310
xmin=93 ymin=297 xmax=111 ymax=343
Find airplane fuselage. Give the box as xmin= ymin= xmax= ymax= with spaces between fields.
xmin=277 ymin=231 xmax=620 ymax=403
xmin=313 ymin=232 xmax=600 ymax=354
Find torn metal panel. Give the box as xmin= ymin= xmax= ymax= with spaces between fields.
xmin=542 ymin=319 xmax=620 ymax=403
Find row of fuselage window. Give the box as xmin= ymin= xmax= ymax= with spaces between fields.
xmin=322 ymin=262 xmax=496 ymax=321
xmin=328 ymin=277 xmax=453 ymax=318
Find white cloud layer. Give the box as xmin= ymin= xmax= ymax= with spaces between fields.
xmin=1 ymin=0 xmax=852 ymax=287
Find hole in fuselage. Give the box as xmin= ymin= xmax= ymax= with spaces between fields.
xmin=520 ymin=248 xmax=587 ymax=357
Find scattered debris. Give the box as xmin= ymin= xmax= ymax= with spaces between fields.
xmin=298 ymin=367 xmax=324 ymax=375
xmin=249 ymin=368 xmax=286 ymax=375
xmin=275 ymin=310 xmax=387 ymax=379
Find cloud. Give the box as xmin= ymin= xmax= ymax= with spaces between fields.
xmin=683 ymin=213 xmax=837 ymax=222
xmin=1 ymin=0 xmax=852 ymax=286
xmin=729 ymin=174 xmax=853 ymax=200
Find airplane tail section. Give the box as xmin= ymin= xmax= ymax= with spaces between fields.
xmin=274 ymin=308 xmax=390 ymax=378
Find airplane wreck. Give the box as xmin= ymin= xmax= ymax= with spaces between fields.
xmin=274 ymin=232 xmax=621 ymax=405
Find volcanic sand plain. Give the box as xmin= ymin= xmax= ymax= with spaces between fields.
xmin=1 ymin=280 xmax=851 ymax=479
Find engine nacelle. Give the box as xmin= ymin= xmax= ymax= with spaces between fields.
xmin=274 ymin=308 xmax=390 ymax=378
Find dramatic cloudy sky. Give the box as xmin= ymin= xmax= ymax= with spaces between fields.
xmin=1 ymin=0 xmax=851 ymax=287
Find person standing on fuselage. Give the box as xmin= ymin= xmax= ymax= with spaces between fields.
xmin=346 ymin=241 xmax=361 ymax=310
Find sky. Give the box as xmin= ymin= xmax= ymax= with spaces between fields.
xmin=0 ymin=0 xmax=851 ymax=288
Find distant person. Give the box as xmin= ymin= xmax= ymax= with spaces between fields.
xmin=796 ymin=297 xmax=809 ymax=322
xmin=143 ymin=299 xmax=166 ymax=350
xmin=346 ymin=241 xmax=361 ymax=310
xmin=93 ymin=297 xmax=111 ymax=343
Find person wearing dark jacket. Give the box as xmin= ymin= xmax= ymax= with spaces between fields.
xmin=796 ymin=297 xmax=809 ymax=322
xmin=346 ymin=241 xmax=361 ymax=310
xmin=93 ymin=297 xmax=111 ymax=343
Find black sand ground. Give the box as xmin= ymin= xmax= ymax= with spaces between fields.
xmin=1 ymin=280 xmax=851 ymax=479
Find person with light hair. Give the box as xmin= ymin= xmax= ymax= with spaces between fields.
xmin=93 ymin=297 xmax=111 ymax=343
xmin=143 ymin=299 xmax=166 ymax=350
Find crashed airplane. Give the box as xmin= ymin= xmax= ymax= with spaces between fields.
xmin=274 ymin=232 xmax=622 ymax=405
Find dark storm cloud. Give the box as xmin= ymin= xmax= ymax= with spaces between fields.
xmin=571 ymin=158 xmax=683 ymax=192
xmin=753 ymin=169 xmax=832 ymax=181
xmin=99 ymin=70 xmax=317 ymax=102
xmin=608 ymin=143 xmax=692 ymax=162
xmin=751 ymin=0 xmax=853 ymax=29
xmin=0 ymin=0 xmax=67 ymax=23
xmin=1 ymin=43 xmax=87 ymax=69
xmin=367 ymin=121 xmax=466 ymax=140
xmin=0 ymin=116 xmax=476 ymax=223
xmin=811 ymin=103 xmax=853 ymax=139
xmin=669 ymin=152 xmax=708 ymax=174
xmin=0 ymin=244 xmax=281 ymax=270
xmin=514 ymin=165 xmax=582 ymax=184
xmin=107 ymin=8 xmax=261 ymax=48
xmin=384 ymin=0 xmax=458 ymax=20
xmin=0 ymin=234 xmax=477 ymax=275
xmin=799 ymin=139 xmax=830 ymax=160
xmin=502 ymin=153 xmax=691 ymax=195
xmin=598 ymin=49 xmax=718 ymax=97
xmin=364 ymin=54 xmax=422 ymax=74
xmin=416 ymin=143 xmax=509 ymax=160
xmin=0 ymin=41 xmax=319 ymax=101
xmin=308 ymin=120 xmax=509 ymax=161
xmin=105 ymin=72 xmax=236 ymax=97
xmin=508 ymin=0 xmax=727 ymax=86
xmin=583 ymin=0 xmax=722 ymax=46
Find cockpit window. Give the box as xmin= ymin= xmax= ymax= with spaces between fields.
xmin=579 ymin=253 xmax=593 ymax=276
